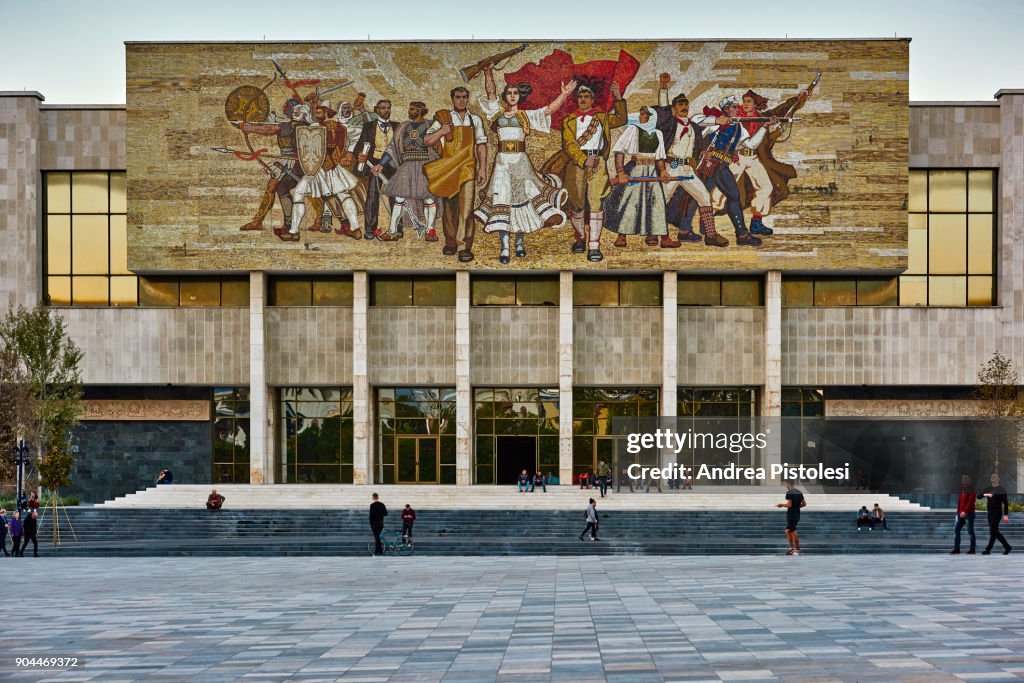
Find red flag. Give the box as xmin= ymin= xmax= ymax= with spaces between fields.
xmin=504 ymin=49 xmax=640 ymax=131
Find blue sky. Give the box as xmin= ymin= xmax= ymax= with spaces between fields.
xmin=1 ymin=0 xmax=1020 ymax=103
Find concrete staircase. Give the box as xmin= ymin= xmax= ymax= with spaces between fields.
xmin=37 ymin=507 xmax=1003 ymax=557
xmin=96 ymin=484 xmax=928 ymax=511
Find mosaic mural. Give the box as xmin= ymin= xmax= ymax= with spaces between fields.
xmin=126 ymin=40 xmax=909 ymax=271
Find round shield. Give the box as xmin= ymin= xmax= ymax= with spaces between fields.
xmin=224 ymin=85 xmax=271 ymax=129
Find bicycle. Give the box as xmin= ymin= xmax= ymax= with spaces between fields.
xmin=368 ymin=530 xmax=414 ymax=557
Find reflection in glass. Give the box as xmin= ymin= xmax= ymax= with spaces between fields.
xmin=516 ymin=277 xmax=559 ymax=305
xmin=413 ymin=276 xmax=456 ymax=306
xmin=968 ymin=276 xmax=993 ymax=307
xmin=856 ymin=278 xmax=898 ymax=306
xmin=108 ymin=215 xmax=129 ymax=275
xmin=180 ymin=279 xmax=221 ymax=307
xmin=221 ymin=278 xmax=250 ymax=306
xmin=371 ymin=277 xmax=413 ymax=306
xmin=110 ymin=276 xmax=138 ymax=306
xmin=47 ymin=276 xmax=71 ymax=305
xmin=71 ymin=215 xmax=109 ymax=275
xmin=678 ymin=277 xmax=721 ymax=306
xmin=72 ymin=276 xmax=109 ymax=306
xmin=928 ymin=276 xmax=967 ymax=306
xmin=46 ymin=215 xmax=71 ymax=275
xmin=271 ymin=279 xmax=312 ymax=306
xmin=781 ymin=278 xmax=813 ymax=307
xmin=899 ymin=275 xmax=927 ymax=306
xmin=721 ymin=278 xmax=763 ymax=306
xmin=967 ymin=214 xmax=993 ymax=275
xmin=47 ymin=173 xmax=71 ymax=213
xmin=814 ymin=279 xmax=856 ymax=306
xmin=71 ymin=172 xmax=109 ymax=213
xmin=907 ymin=213 xmax=927 ymax=274
xmin=472 ymin=278 xmax=515 ymax=305
xmin=574 ymin=277 xmax=618 ymax=306
xmin=619 ymin=278 xmax=662 ymax=306
xmin=928 ymin=169 xmax=967 ymax=212
xmin=312 ymin=278 xmax=354 ymax=306
xmin=139 ymin=277 xmax=180 ymax=307
xmin=928 ymin=214 xmax=967 ymax=274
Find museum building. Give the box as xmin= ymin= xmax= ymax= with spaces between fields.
xmin=1 ymin=40 xmax=1022 ymax=502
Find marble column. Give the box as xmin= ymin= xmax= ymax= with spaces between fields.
xmin=455 ymin=271 xmax=471 ymax=485
xmin=558 ymin=271 xmax=574 ymax=485
xmin=661 ymin=271 xmax=678 ymax=418
xmin=352 ymin=271 xmax=371 ymax=484
xmin=248 ymin=271 xmax=270 ymax=484
xmin=763 ymin=270 xmax=782 ymax=483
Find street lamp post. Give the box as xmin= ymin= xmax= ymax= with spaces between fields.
xmin=14 ymin=438 xmax=26 ymax=512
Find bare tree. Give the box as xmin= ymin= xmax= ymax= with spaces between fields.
xmin=975 ymin=351 xmax=1024 ymax=473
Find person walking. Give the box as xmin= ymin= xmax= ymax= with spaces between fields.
xmin=401 ymin=504 xmax=416 ymax=540
xmin=8 ymin=511 xmax=23 ymax=557
xmin=0 ymin=508 xmax=9 ymax=557
xmin=776 ymin=480 xmax=806 ymax=555
xmin=579 ymin=498 xmax=600 ymax=541
xmin=596 ymin=460 xmax=611 ymax=498
xmin=950 ymin=474 xmax=977 ymax=555
xmin=369 ymin=493 xmax=388 ymax=556
xmin=980 ymin=473 xmax=1012 ymax=555
xmin=20 ymin=510 xmax=39 ymax=558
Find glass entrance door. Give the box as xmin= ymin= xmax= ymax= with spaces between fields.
xmin=397 ymin=436 xmax=439 ymax=484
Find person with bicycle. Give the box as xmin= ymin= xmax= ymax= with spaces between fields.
xmin=369 ymin=493 xmax=388 ymax=556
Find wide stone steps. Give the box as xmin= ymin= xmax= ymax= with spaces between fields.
xmin=31 ymin=508 xmax=1005 ymax=557
xmin=96 ymin=484 xmax=927 ymax=511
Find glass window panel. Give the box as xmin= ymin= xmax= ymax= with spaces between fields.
xmin=109 ymin=172 xmax=127 ymax=214
xmin=856 ymin=278 xmax=898 ymax=306
xmin=968 ymin=276 xmax=993 ymax=307
xmin=109 ymin=215 xmax=129 ymax=275
xmin=678 ymin=277 xmax=721 ymax=306
xmin=413 ymin=276 xmax=456 ymax=306
xmin=472 ymin=278 xmax=515 ymax=305
xmin=814 ymin=279 xmax=856 ymax=306
xmin=928 ymin=276 xmax=967 ymax=307
xmin=71 ymin=215 xmax=109 ymax=275
xmin=221 ymin=278 xmax=250 ymax=306
xmin=371 ymin=277 xmax=412 ymax=306
xmin=271 ymin=279 xmax=312 ymax=306
xmin=71 ymin=276 xmax=109 ymax=306
xmin=721 ymin=278 xmax=763 ymax=306
xmin=907 ymin=214 xmax=927 ymax=275
xmin=138 ymin=277 xmax=180 ymax=307
xmin=619 ymin=278 xmax=661 ymax=306
xmin=928 ymin=170 xmax=967 ymax=212
xmin=180 ymin=279 xmax=221 ymax=306
xmin=968 ymin=170 xmax=994 ymax=213
xmin=47 ymin=276 xmax=71 ymax=306
xmin=908 ymin=171 xmax=927 ymax=213
xmin=928 ymin=214 xmax=967 ymax=274
xmin=574 ymin=277 xmax=619 ymax=306
xmin=46 ymin=215 xmax=71 ymax=275
xmin=967 ymin=214 xmax=993 ymax=275
xmin=313 ymin=278 xmax=354 ymax=306
xmin=71 ymin=172 xmax=109 ymax=213
xmin=110 ymin=276 xmax=138 ymax=306
xmin=781 ymin=278 xmax=813 ymax=307
xmin=46 ymin=173 xmax=71 ymax=213
xmin=516 ymin=277 xmax=559 ymax=306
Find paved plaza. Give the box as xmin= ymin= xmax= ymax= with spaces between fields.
xmin=3 ymin=555 xmax=1024 ymax=682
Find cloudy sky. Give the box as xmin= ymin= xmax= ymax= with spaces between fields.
xmin=1 ymin=0 xmax=1020 ymax=103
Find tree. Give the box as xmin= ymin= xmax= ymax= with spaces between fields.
xmin=0 ymin=305 xmax=84 ymax=465
xmin=975 ymin=351 xmax=1024 ymax=472
xmin=0 ymin=347 xmax=35 ymax=490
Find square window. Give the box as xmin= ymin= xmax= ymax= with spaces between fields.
xmin=71 ymin=276 xmax=109 ymax=306
xmin=928 ymin=170 xmax=967 ymax=212
xmin=71 ymin=172 xmax=109 ymax=213
xmin=928 ymin=276 xmax=966 ymax=307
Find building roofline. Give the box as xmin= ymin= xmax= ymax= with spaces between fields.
xmin=124 ymin=37 xmax=913 ymax=45
xmin=40 ymin=104 xmax=126 ymax=110
xmin=995 ymin=89 xmax=1024 ymax=98
xmin=910 ymin=101 xmax=997 ymax=107
xmin=0 ymin=91 xmax=44 ymax=101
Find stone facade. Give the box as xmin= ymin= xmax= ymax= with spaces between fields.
xmin=470 ymin=307 xmax=559 ymax=386
xmin=367 ymin=307 xmax=456 ymax=385
xmin=265 ymin=307 xmax=354 ymax=385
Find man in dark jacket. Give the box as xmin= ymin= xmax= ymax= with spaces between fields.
xmin=980 ymin=473 xmax=1012 ymax=555
xmin=369 ymin=493 xmax=388 ymax=555
xmin=21 ymin=510 xmax=39 ymax=557
xmin=401 ymin=504 xmax=416 ymax=540
xmin=0 ymin=508 xmax=9 ymax=557
xmin=951 ymin=474 xmax=977 ymax=554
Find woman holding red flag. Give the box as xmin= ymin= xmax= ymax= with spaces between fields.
xmin=474 ymin=65 xmax=575 ymax=264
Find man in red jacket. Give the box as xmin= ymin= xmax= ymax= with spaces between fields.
xmin=950 ymin=474 xmax=977 ymax=555
xmin=401 ymin=504 xmax=416 ymax=540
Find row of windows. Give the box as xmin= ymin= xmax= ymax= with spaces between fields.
xmin=41 ymin=170 xmax=999 ymax=309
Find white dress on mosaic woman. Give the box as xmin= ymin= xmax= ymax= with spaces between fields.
xmin=474 ymin=96 xmax=567 ymax=234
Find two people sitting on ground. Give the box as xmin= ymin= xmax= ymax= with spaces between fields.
xmin=206 ymin=489 xmax=225 ymax=510
xmin=855 ymin=504 xmax=888 ymax=530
